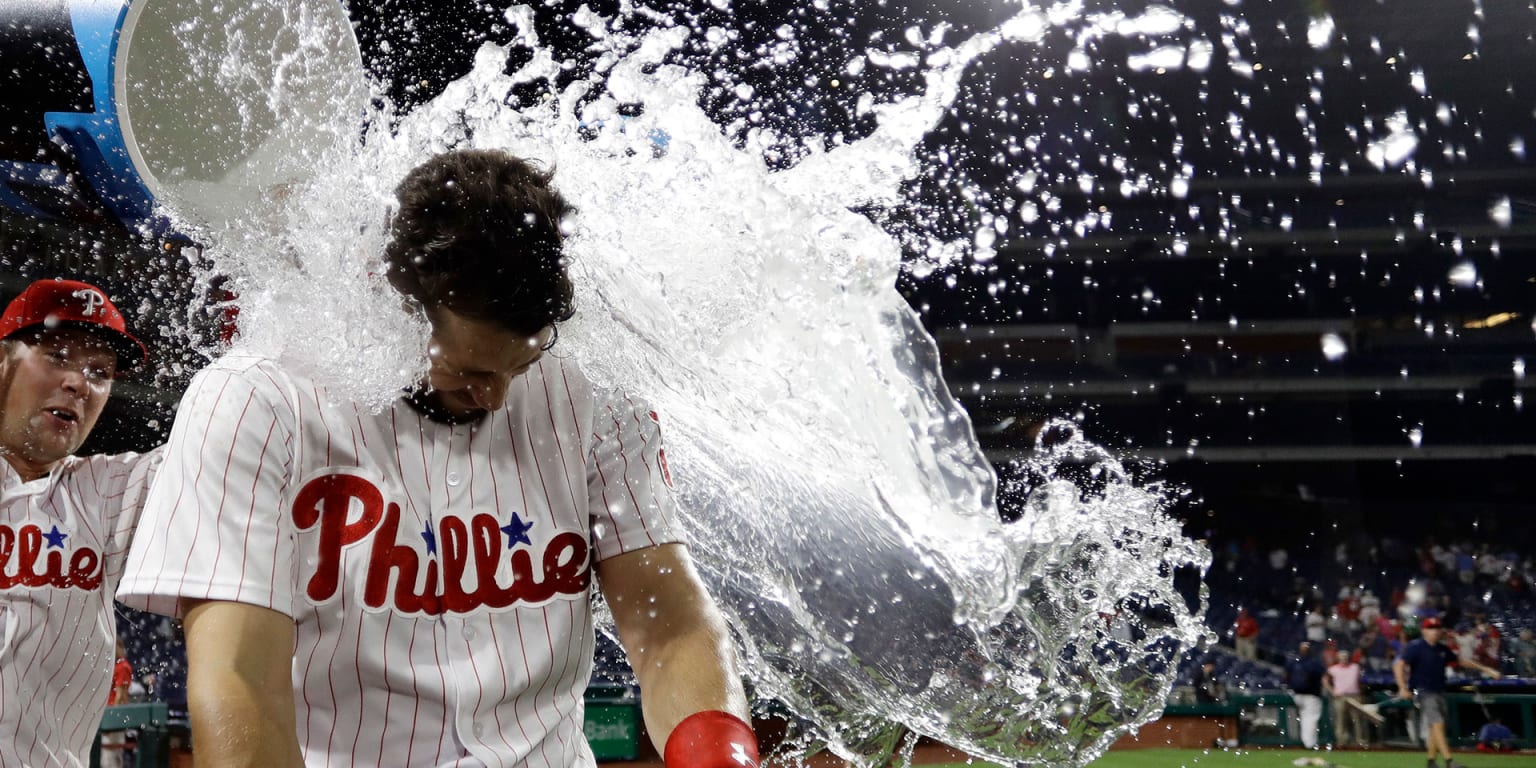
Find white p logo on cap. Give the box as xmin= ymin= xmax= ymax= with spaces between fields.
xmin=72 ymin=288 xmax=106 ymax=316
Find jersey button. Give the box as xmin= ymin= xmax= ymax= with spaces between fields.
xmin=473 ymin=723 xmax=485 ymax=738
xmin=446 ymin=472 xmax=462 ymax=486
xmin=463 ymin=625 xmax=477 ymax=641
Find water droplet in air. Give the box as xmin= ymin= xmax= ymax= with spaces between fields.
xmin=1320 ymin=333 xmax=1348 ymax=362
xmin=1447 ymin=262 xmax=1478 ymax=289
xmin=1307 ymin=15 xmax=1336 ymax=50
xmin=1490 ymin=197 xmax=1512 ymax=228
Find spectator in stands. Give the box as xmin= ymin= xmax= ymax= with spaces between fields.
xmin=1514 ymin=629 xmax=1536 ymax=678
xmin=1269 ymin=547 xmax=1289 ymax=572
xmin=101 ymin=639 xmax=133 ymax=768
xmin=1359 ymin=627 xmax=1394 ymax=672
xmin=1453 ymin=593 xmax=1481 ymax=629
xmin=1472 ymin=616 xmax=1501 ymax=673
xmin=1234 ymin=608 xmax=1260 ymax=661
xmin=1286 ymin=641 xmax=1327 ymax=749
xmin=1377 ymin=613 xmax=1399 ymax=641
xmin=1359 ymin=589 xmax=1382 ymax=629
xmin=1455 ymin=549 xmax=1477 ymax=586
xmin=1305 ymin=603 xmax=1328 ymax=644
xmin=1322 ymin=638 xmax=1340 ymax=668
xmin=1474 ymin=718 xmax=1517 ymax=752
xmin=1334 ymin=586 xmax=1363 ymax=637
xmin=1194 ymin=658 xmax=1225 ymax=704
xmin=1476 ymin=547 xmax=1508 ymax=588
xmin=1394 ymin=616 xmax=1502 ymax=768
xmin=1324 ymin=649 xmax=1368 ymax=748
xmin=1427 ymin=539 xmax=1450 ymax=574
xmin=1452 ymin=622 xmax=1478 ymax=667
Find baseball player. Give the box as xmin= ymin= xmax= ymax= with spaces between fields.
xmin=118 ymin=149 xmax=759 ymax=768
xmin=0 ymin=278 xmax=159 ymax=766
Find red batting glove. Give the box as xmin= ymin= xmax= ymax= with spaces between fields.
xmin=664 ymin=710 xmax=760 ymax=768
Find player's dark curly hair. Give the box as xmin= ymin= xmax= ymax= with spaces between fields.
xmin=384 ymin=149 xmax=575 ymax=336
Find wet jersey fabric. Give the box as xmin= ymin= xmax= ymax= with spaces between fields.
xmin=1 ymin=450 xmax=159 ymax=766
xmin=119 ymin=353 xmax=682 ymax=767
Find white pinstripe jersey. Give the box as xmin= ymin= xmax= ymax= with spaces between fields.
xmin=117 ymin=352 xmax=682 ymax=768
xmin=0 ymin=450 xmax=159 ymax=767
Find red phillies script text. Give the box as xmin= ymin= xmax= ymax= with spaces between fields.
xmin=292 ymin=473 xmax=590 ymax=616
xmin=0 ymin=523 xmax=102 ymax=590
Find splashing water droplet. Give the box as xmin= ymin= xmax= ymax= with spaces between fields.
xmin=1447 ymin=262 xmax=1478 ymax=289
xmin=1307 ymin=15 xmax=1336 ymax=50
xmin=1490 ymin=196 xmax=1513 ymax=227
xmin=1366 ymin=111 xmax=1419 ymax=170
xmin=1320 ymin=333 xmax=1348 ymax=362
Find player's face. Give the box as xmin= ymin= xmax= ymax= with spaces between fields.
xmin=424 ymin=309 xmax=553 ymax=419
xmin=0 ymin=329 xmax=117 ymax=479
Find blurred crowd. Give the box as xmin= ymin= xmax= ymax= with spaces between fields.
xmin=1211 ymin=535 xmax=1536 ymax=678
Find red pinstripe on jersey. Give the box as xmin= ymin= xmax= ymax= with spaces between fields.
xmin=0 ymin=450 xmax=160 ymax=767
xmin=119 ymin=353 xmax=680 ymax=767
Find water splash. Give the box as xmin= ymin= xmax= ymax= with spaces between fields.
xmin=178 ymin=2 xmax=1209 ymax=765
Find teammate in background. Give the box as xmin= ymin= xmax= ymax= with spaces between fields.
xmin=1394 ymin=616 xmax=1503 ymax=768
xmin=119 ymin=149 xmax=758 ymax=768
xmin=0 ymin=279 xmax=159 ymax=766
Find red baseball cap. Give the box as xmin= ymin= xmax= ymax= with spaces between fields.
xmin=0 ymin=279 xmax=147 ymax=370
xmin=1421 ymin=616 xmax=1443 ymax=629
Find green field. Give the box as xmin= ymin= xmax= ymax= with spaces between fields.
xmin=936 ymin=749 xmax=1535 ymax=768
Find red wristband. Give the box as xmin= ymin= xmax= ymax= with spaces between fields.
xmin=664 ymin=710 xmax=760 ymax=768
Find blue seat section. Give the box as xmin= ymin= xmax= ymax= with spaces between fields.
xmin=1172 ymin=649 xmax=1283 ymax=693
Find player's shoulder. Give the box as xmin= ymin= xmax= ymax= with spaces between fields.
xmin=531 ymin=355 xmax=598 ymax=402
xmin=193 ymin=350 xmax=309 ymax=393
xmin=67 ymin=447 xmax=161 ymax=473
xmin=203 ymin=349 xmax=290 ymax=378
xmin=177 ymin=351 xmax=313 ymax=420
xmin=538 ymin=354 xmax=588 ymax=383
xmin=50 ymin=448 xmax=161 ymax=498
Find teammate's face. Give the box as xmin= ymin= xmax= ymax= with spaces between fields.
xmin=424 ymin=309 xmax=553 ymax=419
xmin=0 ymin=329 xmax=117 ymax=479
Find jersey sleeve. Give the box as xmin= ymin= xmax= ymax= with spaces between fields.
xmin=77 ymin=446 xmax=165 ymax=588
xmin=116 ymin=358 xmax=298 ymax=618
xmin=586 ymin=389 xmax=683 ymax=560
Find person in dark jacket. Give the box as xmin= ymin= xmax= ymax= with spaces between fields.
xmin=1395 ymin=616 xmax=1502 ymax=768
xmin=1285 ymin=641 xmax=1327 ymax=748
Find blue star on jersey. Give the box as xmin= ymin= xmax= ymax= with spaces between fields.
xmin=43 ymin=525 xmax=68 ymax=549
xmin=421 ymin=518 xmax=437 ymax=555
xmin=501 ymin=513 xmax=534 ymax=548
